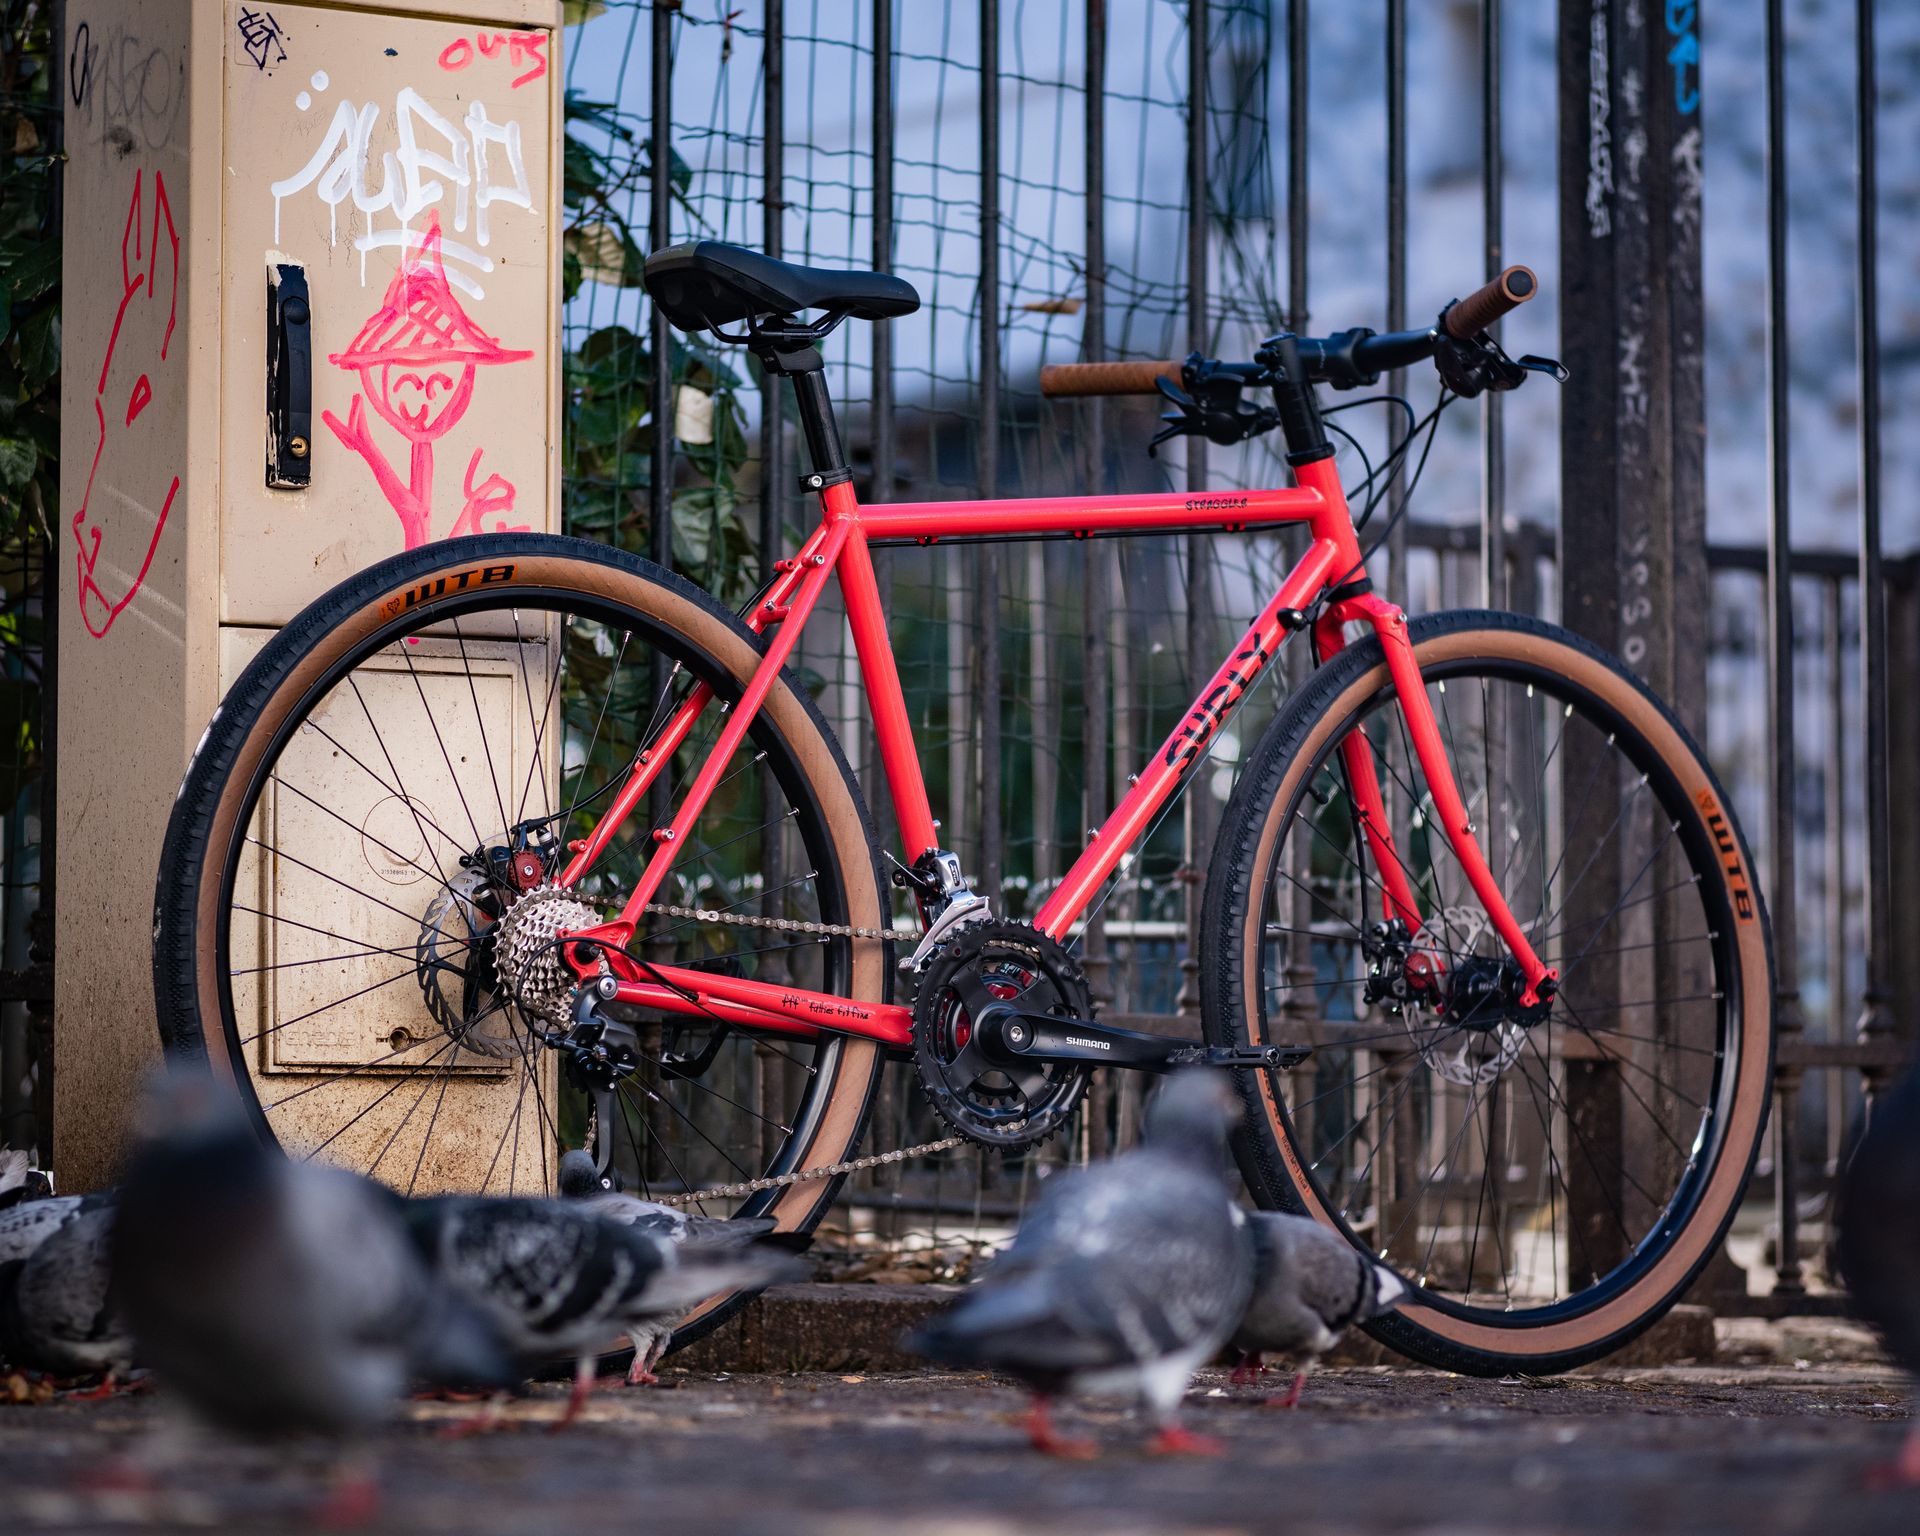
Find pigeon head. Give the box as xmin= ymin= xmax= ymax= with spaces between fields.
xmin=557 ymin=1149 xmax=613 ymax=1198
xmin=119 ymin=1070 xmax=279 ymax=1224
xmin=1365 ymin=1261 xmax=1408 ymax=1319
xmin=1142 ymin=1070 xmax=1239 ymax=1167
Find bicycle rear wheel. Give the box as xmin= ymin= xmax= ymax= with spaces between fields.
xmin=153 ymin=535 xmax=888 ymax=1337
xmin=1202 ymin=610 xmax=1773 ymax=1375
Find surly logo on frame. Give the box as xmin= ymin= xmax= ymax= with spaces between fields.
xmin=382 ymin=562 xmax=516 ymax=618
xmin=1694 ymin=788 xmax=1756 ymax=922
xmin=1165 ymin=636 xmax=1272 ymax=769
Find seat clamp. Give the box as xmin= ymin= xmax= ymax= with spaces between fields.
xmin=799 ymin=467 xmax=854 ymax=493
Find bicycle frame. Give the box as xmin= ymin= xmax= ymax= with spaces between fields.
xmin=553 ymin=453 xmax=1555 ymax=1049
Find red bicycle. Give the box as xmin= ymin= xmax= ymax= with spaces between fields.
xmin=156 ymin=243 xmax=1773 ymax=1375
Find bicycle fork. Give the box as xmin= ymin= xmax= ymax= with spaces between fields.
xmin=1315 ymin=594 xmax=1557 ymax=1011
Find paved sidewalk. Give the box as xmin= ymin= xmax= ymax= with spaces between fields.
xmin=2 ymin=1341 xmax=1913 ymax=1534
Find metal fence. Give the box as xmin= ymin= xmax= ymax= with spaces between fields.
xmin=552 ymin=0 xmax=1919 ymax=1300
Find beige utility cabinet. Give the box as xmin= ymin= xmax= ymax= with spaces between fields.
xmin=58 ymin=0 xmax=563 ymax=1187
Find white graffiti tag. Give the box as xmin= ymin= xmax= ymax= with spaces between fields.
xmin=269 ymin=75 xmax=531 ymax=298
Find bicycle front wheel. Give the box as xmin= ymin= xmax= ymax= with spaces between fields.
xmin=1201 ymin=610 xmax=1773 ymax=1375
xmin=153 ymin=535 xmax=888 ymax=1323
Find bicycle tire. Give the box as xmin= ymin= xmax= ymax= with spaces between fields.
xmin=152 ymin=533 xmax=889 ymax=1353
xmin=1202 ymin=609 xmax=1773 ymax=1376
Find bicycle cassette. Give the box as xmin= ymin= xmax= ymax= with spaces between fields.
xmin=911 ymin=919 xmax=1092 ymax=1151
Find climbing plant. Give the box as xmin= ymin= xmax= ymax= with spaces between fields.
xmin=560 ymin=91 xmax=757 ymax=608
xmin=0 ymin=0 xmax=56 ymax=804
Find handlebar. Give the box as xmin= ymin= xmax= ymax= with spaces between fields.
xmin=1038 ymin=357 xmax=1184 ymax=397
xmin=1038 ymin=265 xmax=1540 ymax=399
xmin=1443 ymin=265 xmax=1537 ymax=340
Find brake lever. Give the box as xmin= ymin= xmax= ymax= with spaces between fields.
xmin=1517 ymin=353 xmax=1569 ymax=382
xmin=1146 ymin=369 xmax=1279 ymax=454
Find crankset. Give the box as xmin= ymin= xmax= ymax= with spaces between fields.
xmin=911 ymin=918 xmax=1309 ymax=1151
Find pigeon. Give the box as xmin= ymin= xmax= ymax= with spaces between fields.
xmin=1836 ymin=1061 xmax=1920 ymax=1489
xmin=0 ymin=1148 xmax=36 ymax=1210
xmin=1228 ymin=1211 xmax=1406 ymax=1407
xmin=555 ymin=1149 xmax=780 ymax=1384
xmin=407 ymin=1191 xmax=805 ymax=1429
xmin=0 ymin=1189 xmax=111 ymax=1266
xmin=110 ymin=1072 xmax=519 ymax=1469
xmin=0 ymin=1205 xmax=134 ymax=1388
xmin=906 ymin=1071 xmax=1254 ymax=1457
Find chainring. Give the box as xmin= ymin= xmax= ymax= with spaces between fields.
xmin=911 ymin=919 xmax=1093 ymax=1151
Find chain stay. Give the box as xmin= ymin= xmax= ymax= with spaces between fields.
xmin=607 ymin=902 xmax=949 ymax=1206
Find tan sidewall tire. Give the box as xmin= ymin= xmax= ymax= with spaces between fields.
xmin=153 ymin=535 xmax=888 ymax=1343
xmin=1201 ymin=611 xmax=1774 ymax=1375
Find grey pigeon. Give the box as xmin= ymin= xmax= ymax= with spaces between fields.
xmin=0 ymin=1205 xmax=133 ymax=1385
xmin=407 ymin=1192 xmax=804 ymax=1429
xmin=0 ymin=1149 xmax=29 ymax=1208
xmin=110 ymin=1073 xmax=520 ymax=1446
xmin=555 ymin=1149 xmax=780 ymax=1383
xmin=0 ymin=1189 xmax=110 ymax=1265
xmin=1229 ymin=1211 xmax=1406 ymax=1407
xmin=907 ymin=1072 xmax=1254 ymax=1456
xmin=1837 ymin=1062 xmax=1920 ymax=1488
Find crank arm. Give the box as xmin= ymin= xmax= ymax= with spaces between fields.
xmin=978 ymin=1011 xmax=1311 ymax=1075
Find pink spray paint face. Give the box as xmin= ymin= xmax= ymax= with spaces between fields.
xmin=321 ymin=214 xmax=533 ymax=547
xmin=363 ymin=360 xmax=477 ymax=443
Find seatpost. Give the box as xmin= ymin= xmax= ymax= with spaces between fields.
xmin=748 ymin=332 xmax=851 ymax=484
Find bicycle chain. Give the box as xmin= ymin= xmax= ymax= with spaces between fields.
xmin=648 ymin=1134 xmax=966 ymax=1207
xmin=639 ymin=901 xmax=898 ymax=943
xmin=618 ymin=902 xmax=958 ymax=1206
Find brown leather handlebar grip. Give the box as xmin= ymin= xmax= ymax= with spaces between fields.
xmin=1443 ymin=265 xmax=1538 ymax=340
xmin=1039 ymin=358 xmax=1185 ymax=397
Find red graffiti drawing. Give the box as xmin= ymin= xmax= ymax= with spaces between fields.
xmin=322 ymin=216 xmax=533 ymax=549
xmin=74 ymin=168 xmax=179 ymax=639
xmin=437 ymin=30 xmax=547 ymax=89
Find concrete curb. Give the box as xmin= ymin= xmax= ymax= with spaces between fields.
xmin=669 ymin=1283 xmax=1719 ymax=1375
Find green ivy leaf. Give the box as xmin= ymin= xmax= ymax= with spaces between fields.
xmin=18 ymin=307 xmax=57 ymax=389
xmin=1 ymin=238 xmax=59 ymax=304
xmin=0 ymin=438 xmax=36 ymax=492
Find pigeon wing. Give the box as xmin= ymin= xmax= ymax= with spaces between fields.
xmin=0 ymin=1193 xmax=87 ymax=1265
xmin=10 ymin=1207 xmax=129 ymax=1375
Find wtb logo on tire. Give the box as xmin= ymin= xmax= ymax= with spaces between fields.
xmin=382 ymin=563 xmax=516 ymax=619
xmin=1695 ymin=788 xmax=1756 ymax=922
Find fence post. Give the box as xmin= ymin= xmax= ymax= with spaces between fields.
xmin=1853 ymin=0 xmax=1897 ymax=1101
xmin=1480 ymin=0 xmax=1506 ymax=609
xmin=1763 ymin=0 xmax=1806 ymax=1296
xmin=1384 ymin=0 xmax=1410 ymax=608
xmin=975 ymin=0 xmax=1003 ymax=909
xmin=1555 ymin=0 xmax=1712 ymax=1287
xmin=865 ymin=0 xmax=904 ymax=1184
xmin=1080 ymin=0 xmax=1113 ymax=1150
xmin=649 ymin=2 xmax=675 ymax=574
xmin=1176 ymin=0 xmax=1211 ymax=1024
